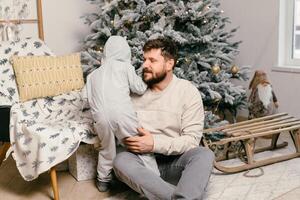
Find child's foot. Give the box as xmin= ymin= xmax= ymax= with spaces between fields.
xmin=96 ymin=180 xmax=110 ymax=192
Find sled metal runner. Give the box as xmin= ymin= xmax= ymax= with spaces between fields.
xmin=203 ymin=113 xmax=300 ymax=173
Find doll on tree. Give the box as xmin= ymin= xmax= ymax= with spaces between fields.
xmin=248 ymin=70 xmax=279 ymax=119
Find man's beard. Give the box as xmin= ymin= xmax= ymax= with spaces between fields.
xmin=142 ymin=68 xmax=167 ymax=87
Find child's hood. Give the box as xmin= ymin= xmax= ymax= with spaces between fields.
xmin=103 ymin=36 xmax=131 ymax=62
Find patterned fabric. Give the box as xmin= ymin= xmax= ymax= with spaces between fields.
xmin=10 ymin=91 xmax=99 ymax=181
xmin=0 ymin=38 xmax=100 ymax=181
xmin=0 ymin=38 xmax=53 ymax=106
xmin=11 ymin=53 xmax=84 ymax=102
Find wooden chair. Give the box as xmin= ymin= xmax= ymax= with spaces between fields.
xmin=203 ymin=113 xmax=300 ymax=173
xmin=0 ymin=106 xmax=59 ymax=200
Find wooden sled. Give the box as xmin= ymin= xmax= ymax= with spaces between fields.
xmin=203 ymin=113 xmax=300 ymax=173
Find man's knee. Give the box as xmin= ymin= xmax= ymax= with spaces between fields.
xmin=113 ymin=151 xmax=130 ymax=170
xmin=113 ymin=151 xmax=141 ymax=173
xmin=190 ymin=147 xmax=215 ymax=164
xmin=113 ymin=152 xmax=145 ymax=190
xmin=202 ymin=147 xmax=215 ymax=161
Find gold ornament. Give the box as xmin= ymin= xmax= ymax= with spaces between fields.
xmin=185 ymin=58 xmax=192 ymax=64
xmin=211 ymin=65 xmax=220 ymax=75
xmin=231 ymin=65 xmax=239 ymax=75
xmin=94 ymin=46 xmax=103 ymax=52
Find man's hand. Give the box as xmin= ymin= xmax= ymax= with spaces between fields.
xmin=123 ymin=128 xmax=154 ymax=153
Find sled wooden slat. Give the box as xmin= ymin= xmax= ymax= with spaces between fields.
xmin=203 ymin=113 xmax=300 ymax=173
xmin=203 ymin=113 xmax=288 ymax=133
xmin=225 ymin=116 xmax=294 ymax=134
xmin=229 ymin=120 xmax=300 ymax=137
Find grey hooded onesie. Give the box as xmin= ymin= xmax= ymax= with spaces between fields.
xmin=84 ymin=36 xmax=159 ymax=182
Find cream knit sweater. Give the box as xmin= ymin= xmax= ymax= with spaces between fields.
xmin=131 ymin=75 xmax=204 ymax=155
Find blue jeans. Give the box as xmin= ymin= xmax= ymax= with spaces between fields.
xmin=113 ymin=147 xmax=215 ymax=200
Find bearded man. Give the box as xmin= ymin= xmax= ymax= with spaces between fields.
xmin=113 ymin=37 xmax=215 ymax=200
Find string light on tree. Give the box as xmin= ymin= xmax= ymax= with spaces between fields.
xmin=204 ymin=5 xmax=211 ymax=11
xmin=141 ymin=15 xmax=148 ymax=21
xmin=185 ymin=57 xmax=192 ymax=65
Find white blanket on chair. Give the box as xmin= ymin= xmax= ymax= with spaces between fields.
xmin=9 ymin=91 xmax=99 ymax=181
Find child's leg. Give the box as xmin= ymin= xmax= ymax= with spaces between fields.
xmin=114 ymin=112 xmax=140 ymax=140
xmin=116 ymin=113 xmax=160 ymax=176
xmin=94 ymin=117 xmax=116 ymax=183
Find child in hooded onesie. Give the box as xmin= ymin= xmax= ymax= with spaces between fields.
xmin=83 ymin=36 xmax=160 ymax=192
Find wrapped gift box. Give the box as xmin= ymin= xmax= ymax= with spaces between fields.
xmin=68 ymin=144 xmax=98 ymax=181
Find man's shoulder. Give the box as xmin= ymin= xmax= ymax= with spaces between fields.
xmin=174 ymin=77 xmax=201 ymax=100
xmin=175 ymin=76 xmax=198 ymax=91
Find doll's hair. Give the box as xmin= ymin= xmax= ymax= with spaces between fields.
xmin=248 ymin=70 xmax=270 ymax=90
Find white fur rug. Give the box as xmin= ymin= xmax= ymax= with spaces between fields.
xmin=104 ymin=136 xmax=300 ymax=200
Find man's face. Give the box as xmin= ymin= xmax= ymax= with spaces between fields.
xmin=142 ymin=48 xmax=172 ymax=86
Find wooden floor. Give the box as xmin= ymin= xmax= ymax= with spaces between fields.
xmin=1 ymin=142 xmax=300 ymax=200
xmin=275 ymin=187 xmax=300 ymax=200
xmin=0 ymin=156 xmax=131 ymax=200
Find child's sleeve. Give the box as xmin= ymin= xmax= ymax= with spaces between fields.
xmin=127 ymin=65 xmax=147 ymax=95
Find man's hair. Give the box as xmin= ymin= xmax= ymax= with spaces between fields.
xmin=143 ymin=37 xmax=178 ymax=67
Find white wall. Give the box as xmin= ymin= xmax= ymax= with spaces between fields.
xmin=220 ymin=0 xmax=300 ymax=118
xmin=41 ymin=0 xmax=300 ymax=118
xmin=42 ymin=0 xmax=97 ymax=55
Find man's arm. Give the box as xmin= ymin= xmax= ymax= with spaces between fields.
xmin=124 ymin=84 xmax=204 ymax=155
xmin=123 ymin=128 xmax=154 ymax=153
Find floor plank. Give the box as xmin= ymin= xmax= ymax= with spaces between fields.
xmin=1 ymin=134 xmax=300 ymax=200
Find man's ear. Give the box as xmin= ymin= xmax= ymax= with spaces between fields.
xmin=166 ymin=59 xmax=175 ymax=71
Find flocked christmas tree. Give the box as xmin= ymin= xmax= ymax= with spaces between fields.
xmin=81 ymin=0 xmax=250 ymax=127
